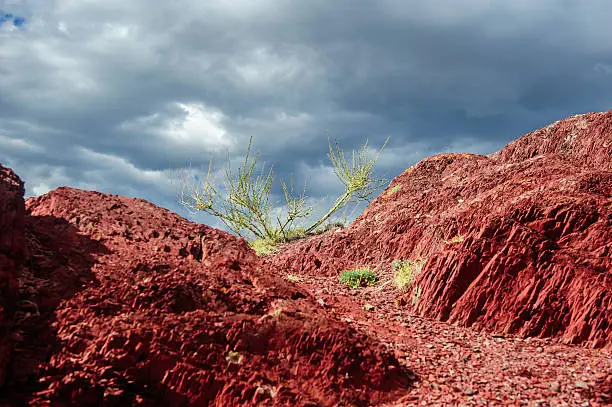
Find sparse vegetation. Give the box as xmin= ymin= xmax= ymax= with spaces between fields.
xmin=270 ymin=307 xmax=283 ymax=318
xmin=248 ymin=220 xmax=346 ymax=256
xmin=249 ymin=237 xmax=282 ymax=256
xmin=285 ymin=274 xmax=301 ymax=282
xmin=391 ymin=258 xmax=425 ymax=290
xmin=444 ymin=234 xmax=465 ymax=245
xmin=385 ymin=184 xmax=402 ymax=197
xmin=172 ymin=136 xmax=388 ymax=254
xmin=226 ymin=351 xmax=244 ymax=364
xmin=339 ymin=268 xmax=377 ymax=288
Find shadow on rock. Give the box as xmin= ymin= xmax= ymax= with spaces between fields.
xmin=0 ymin=214 xmax=108 ymax=404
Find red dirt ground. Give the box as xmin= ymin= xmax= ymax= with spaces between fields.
xmin=269 ymin=262 xmax=611 ymax=406
xmin=0 ymin=110 xmax=611 ymax=406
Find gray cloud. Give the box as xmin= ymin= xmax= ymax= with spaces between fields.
xmin=1 ymin=0 xmax=611 ymax=233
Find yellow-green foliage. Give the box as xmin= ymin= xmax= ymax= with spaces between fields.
xmin=174 ymin=136 xmax=388 ymax=244
xmin=248 ymin=222 xmax=347 ymax=256
xmin=444 ymin=234 xmax=464 ymax=245
xmin=249 ymin=226 xmax=308 ymax=256
xmin=248 ymin=237 xmax=281 ymax=256
xmin=391 ymin=258 xmax=425 ymax=290
xmin=385 ymin=184 xmax=402 ymax=197
xmin=339 ymin=268 xmax=377 ymax=288
xmin=285 ymin=274 xmax=301 ymax=282
xmin=226 ymin=351 xmax=244 ymax=364
xmin=276 ymin=226 xmax=308 ymax=242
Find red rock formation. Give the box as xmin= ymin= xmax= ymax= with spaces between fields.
xmin=1 ymin=110 xmax=610 ymax=406
xmin=0 ymin=164 xmax=27 ymax=387
xmin=268 ymin=111 xmax=612 ymax=348
xmin=492 ymin=111 xmax=612 ymax=168
xmin=1 ymin=185 xmax=408 ymax=406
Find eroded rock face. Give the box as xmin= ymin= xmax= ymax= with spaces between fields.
xmin=2 ymin=186 xmax=408 ymax=406
xmin=0 ymin=164 xmax=27 ymax=387
xmin=0 ymin=164 xmax=27 ymax=264
xmin=491 ymin=111 xmax=612 ymax=169
xmin=268 ymin=111 xmax=612 ymax=348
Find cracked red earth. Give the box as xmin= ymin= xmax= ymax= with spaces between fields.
xmin=0 ymin=110 xmax=611 ymax=406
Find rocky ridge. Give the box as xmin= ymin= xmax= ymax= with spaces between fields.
xmin=268 ymin=111 xmax=612 ymax=349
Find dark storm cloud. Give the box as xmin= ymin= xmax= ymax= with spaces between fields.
xmin=1 ymin=0 xmax=611 ymax=231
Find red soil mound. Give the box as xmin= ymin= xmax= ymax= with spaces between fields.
xmin=0 ymin=183 xmax=409 ymax=406
xmin=268 ymin=111 xmax=612 ymax=348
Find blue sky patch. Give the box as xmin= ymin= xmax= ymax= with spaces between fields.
xmin=1 ymin=11 xmax=26 ymax=27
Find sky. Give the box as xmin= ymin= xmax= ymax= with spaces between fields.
xmin=1 ymin=0 xmax=612 ymax=237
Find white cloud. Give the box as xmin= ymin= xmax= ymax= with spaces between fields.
xmin=167 ymin=103 xmax=230 ymax=146
xmin=120 ymin=102 xmax=234 ymax=151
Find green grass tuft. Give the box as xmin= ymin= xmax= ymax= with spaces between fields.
xmin=339 ymin=268 xmax=377 ymax=288
xmin=386 ymin=184 xmax=402 ymax=197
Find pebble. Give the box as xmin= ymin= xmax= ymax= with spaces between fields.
xmin=575 ymin=380 xmax=589 ymax=389
xmin=550 ymin=381 xmax=561 ymax=392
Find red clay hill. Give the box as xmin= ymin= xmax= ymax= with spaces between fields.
xmin=0 ymin=178 xmax=408 ymax=406
xmin=269 ymin=110 xmax=612 ymax=349
xmin=0 ymin=110 xmax=610 ymax=406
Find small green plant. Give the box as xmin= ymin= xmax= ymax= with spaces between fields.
xmin=385 ymin=184 xmax=402 ymax=197
xmin=339 ymin=268 xmax=377 ymax=288
xmin=391 ymin=258 xmax=425 ymax=290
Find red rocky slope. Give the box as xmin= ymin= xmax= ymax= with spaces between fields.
xmin=0 ymin=164 xmax=28 ymax=388
xmin=267 ymin=111 xmax=612 ymax=348
xmin=0 ymin=180 xmax=409 ymax=406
